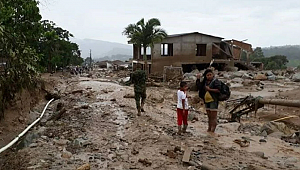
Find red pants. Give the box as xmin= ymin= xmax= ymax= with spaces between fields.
xmin=177 ymin=108 xmax=188 ymax=126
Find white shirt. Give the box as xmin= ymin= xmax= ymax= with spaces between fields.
xmin=177 ymin=90 xmax=189 ymax=109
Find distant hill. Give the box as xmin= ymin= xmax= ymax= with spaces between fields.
xmin=262 ymin=45 xmax=300 ymax=67
xmin=96 ymin=54 xmax=132 ymax=62
xmin=71 ymin=38 xmax=132 ymax=59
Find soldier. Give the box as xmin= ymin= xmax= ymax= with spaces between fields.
xmin=128 ymin=64 xmax=147 ymax=116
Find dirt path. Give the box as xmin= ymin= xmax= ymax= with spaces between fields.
xmin=1 ymin=75 xmax=300 ymax=170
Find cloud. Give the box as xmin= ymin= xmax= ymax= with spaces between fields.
xmin=39 ymin=0 xmax=300 ymax=47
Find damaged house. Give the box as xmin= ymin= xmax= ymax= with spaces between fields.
xmin=130 ymin=32 xmax=255 ymax=74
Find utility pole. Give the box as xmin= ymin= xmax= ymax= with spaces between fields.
xmin=89 ymin=49 xmax=92 ymax=70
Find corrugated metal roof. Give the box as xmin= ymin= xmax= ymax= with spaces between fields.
xmin=167 ymin=32 xmax=224 ymax=39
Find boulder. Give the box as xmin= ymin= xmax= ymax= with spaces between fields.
xmin=292 ymin=73 xmax=300 ymax=82
xmin=242 ymin=73 xmax=253 ymax=79
xmin=232 ymin=78 xmax=243 ymax=84
xmin=254 ymin=74 xmax=267 ymax=80
xmin=191 ymin=69 xmax=200 ymax=74
xmin=267 ymin=75 xmax=276 ymax=81
xmin=266 ymin=71 xmax=274 ymax=76
xmin=225 ymin=67 xmax=238 ymax=72
xmin=242 ymin=79 xmax=256 ymax=86
xmin=215 ymin=122 xmax=241 ymax=134
xmin=261 ymin=122 xmax=292 ymax=135
xmin=183 ymin=73 xmax=197 ymax=81
xmin=230 ymin=72 xmax=244 ymax=78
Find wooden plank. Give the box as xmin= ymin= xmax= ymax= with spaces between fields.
xmin=182 ymin=147 xmax=193 ymax=163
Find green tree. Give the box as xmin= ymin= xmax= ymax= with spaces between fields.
xmin=123 ymin=18 xmax=167 ymax=76
xmin=0 ymin=0 xmax=41 ymax=120
xmin=39 ymin=20 xmax=83 ymax=72
xmin=250 ymin=47 xmax=265 ymax=61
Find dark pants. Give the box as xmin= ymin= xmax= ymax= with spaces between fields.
xmin=134 ymin=90 xmax=146 ymax=110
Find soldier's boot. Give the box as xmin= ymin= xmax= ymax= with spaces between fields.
xmin=178 ymin=126 xmax=182 ymax=135
xmin=141 ymin=97 xmax=145 ymax=112
xmin=141 ymin=103 xmax=145 ymax=112
xmin=137 ymin=108 xmax=141 ymax=116
xmin=183 ymin=125 xmax=188 ymax=133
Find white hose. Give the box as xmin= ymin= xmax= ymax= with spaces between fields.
xmin=0 ymin=98 xmax=55 ymax=153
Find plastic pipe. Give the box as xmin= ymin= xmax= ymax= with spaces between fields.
xmin=0 ymin=98 xmax=55 ymax=153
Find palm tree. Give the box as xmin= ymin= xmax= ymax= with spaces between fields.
xmin=123 ymin=18 xmax=167 ymax=76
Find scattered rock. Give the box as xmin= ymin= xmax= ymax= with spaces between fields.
xmin=77 ymin=163 xmax=90 ymax=170
xmin=254 ymin=74 xmax=267 ymax=80
xmin=54 ymin=139 xmax=69 ymax=146
xmin=62 ymin=149 xmax=72 ymax=159
xmin=261 ymin=122 xmax=292 ymax=135
xmin=131 ymin=148 xmax=139 ymax=155
xmin=81 ymin=105 xmax=89 ymax=109
xmin=259 ymin=139 xmax=267 ymax=143
xmin=182 ymin=147 xmax=193 ymax=163
xmin=138 ymin=158 xmax=152 ymax=167
xmin=166 ymin=150 xmax=177 ymax=159
xmin=215 ymin=122 xmax=241 ymax=134
xmin=72 ymin=90 xmax=84 ymax=94
xmin=29 ymin=143 xmax=38 ymax=148
xmin=233 ymin=139 xmax=250 ymax=147
xmin=110 ymin=98 xmax=116 ymax=102
xmin=267 ymin=75 xmax=276 ymax=81
xmin=174 ymin=146 xmax=181 ymax=152
xmin=74 ymin=138 xmax=90 ymax=147
xmin=187 ymin=112 xmax=198 ymax=121
xmin=292 ymin=73 xmax=300 ymax=82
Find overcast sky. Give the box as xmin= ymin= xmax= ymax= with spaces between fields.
xmin=40 ymin=0 xmax=300 ymax=47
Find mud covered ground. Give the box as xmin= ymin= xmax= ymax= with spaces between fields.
xmin=1 ymin=72 xmax=300 ymax=170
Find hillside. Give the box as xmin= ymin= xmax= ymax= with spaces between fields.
xmin=71 ymin=38 xmax=132 ymax=59
xmin=262 ymin=45 xmax=300 ymax=67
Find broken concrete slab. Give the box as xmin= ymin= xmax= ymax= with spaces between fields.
xmin=182 ymin=147 xmax=193 ymax=163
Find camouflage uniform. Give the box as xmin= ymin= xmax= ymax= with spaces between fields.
xmin=131 ymin=70 xmax=147 ymax=111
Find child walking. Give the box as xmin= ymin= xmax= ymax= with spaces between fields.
xmin=177 ymin=82 xmax=189 ymax=135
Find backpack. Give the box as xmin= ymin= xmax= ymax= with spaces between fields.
xmin=218 ymin=81 xmax=231 ymax=101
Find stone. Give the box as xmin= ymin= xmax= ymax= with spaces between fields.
xmin=29 ymin=143 xmax=38 ymax=148
xmin=266 ymin=71 xmax=274 ymax=76
xmin=269 ymin=132 xmax=284 ymax=139
xmin=62 ymin=149 xmax=72 ymax=159
xmin=285 ymin=157 xmax=298 ymax=163
xmin=267 ymin=75 xmax=276 ymax=81
xmin=292 ymin=73 xmax=300 ymax=82
xmin=259 ymin=139 xmax=267 ymax=143
xmin=182 ymin=147 xmax=193 ymax=163
xmin=54 ymin=139 xmax=69 ymax=146
xmin=254 ymin=74 xmax=268 ymax=80
xmin=188 ymin=112 xmax=198 ymax=121
xmin=232 ymin=78 xmax=243 ymax=84
xmin=183 ymin=73 xmax=197 ymax=81
xmin=215 ymin=122 xmax=241 ymax=134
xmin=77 ymin=163 xmax=90 ymax=170
xmin=231 ymin=72 xmax=244 ymax=78
xmin=74 ymin=138 xmax=90 ymax=147
xmin=138 ymin=158 xmax=152 ymax=167
xmin=242 ymin=79 xmax=255 ymax=86
xmin=261 ymin=122 xmax=292 ymax=135
xmin=166 ymin=150 xmax=177 ymax=159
